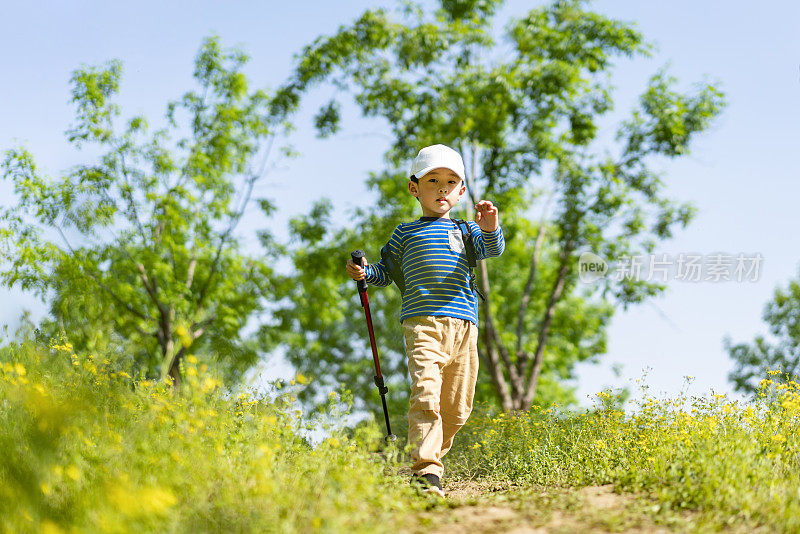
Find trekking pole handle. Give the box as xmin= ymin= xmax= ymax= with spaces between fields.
xmin=351 ymin=250 xmax=368 ymax=293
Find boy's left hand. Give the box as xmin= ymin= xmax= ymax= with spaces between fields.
xmin=475 ymin=200 xmax=499 ymax=232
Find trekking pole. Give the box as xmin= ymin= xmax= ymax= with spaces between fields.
xmin=351 ymin=249 xmax=397 ymax=443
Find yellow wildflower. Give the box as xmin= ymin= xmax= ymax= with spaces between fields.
xmin=41 ymin=521 xmax=64 ymax=534
xmin=175 ymin=325 xmax=193 ymax=348
xmin=201 ymin=377 xmax=221 ymax=393
xmin=295 ymin=373 xmax=309 ymax=385
xmin=110 ymin=485 xmax=176 ymax=517
xmin=65 ymin=465 xmax=81 ymax=481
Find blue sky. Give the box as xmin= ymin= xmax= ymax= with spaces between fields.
xmin=1 ymin=0 xmax=798 ymax=406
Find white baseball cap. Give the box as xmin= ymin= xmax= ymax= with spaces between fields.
xmin=410 ymin=144 xmax=465 ymax=182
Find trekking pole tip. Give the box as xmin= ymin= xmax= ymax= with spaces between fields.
xmin=386 ymin=434 xmax=397 ymax=443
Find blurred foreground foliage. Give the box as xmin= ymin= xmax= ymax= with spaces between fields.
xmin=4 ymin=330 xmax=799 ymax=532
xmin=0 ymin=335 xmax=423 ymax=533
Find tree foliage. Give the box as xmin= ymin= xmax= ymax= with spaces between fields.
xmin=271 ymin=0 xmax=725 ymax=414
xmin=0 ymin=36 xmax=292 ymax=383
xmin=726 ymin=267 xmax=800 ymax=393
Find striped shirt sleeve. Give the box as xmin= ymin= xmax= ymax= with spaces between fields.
xmin=364 ymin=225 xmax=404 ymax=287
xmin=468 ymin=221 xmax=505 ymax=260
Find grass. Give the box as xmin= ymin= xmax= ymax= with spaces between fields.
xmin=447 ymin=378 xmax=800 ymax=531
xmin=3 ymin=336 xmax=800 ymax=532
xmin=0 ymin=339 xmax=427 ymax=533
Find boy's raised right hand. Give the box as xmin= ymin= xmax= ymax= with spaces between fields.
xmin=346 ymin=257 xmax=368 ymax=281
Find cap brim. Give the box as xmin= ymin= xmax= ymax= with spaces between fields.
xmin=413 ymin=165 xmax=464 ymax=181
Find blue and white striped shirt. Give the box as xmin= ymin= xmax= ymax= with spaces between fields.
xmin=365 ymin=216 xmax=505 ymax=326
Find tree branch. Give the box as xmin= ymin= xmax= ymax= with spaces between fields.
xmin=185 ymin=258 xmax=197 ymax=290
xmin=460 ymin=139 xmax=480 ymax=206
xmin=137 ymin=262 xmax=168 ymax=319
xmin=166 ymin=85 xmax=211 ymax=197
xmin=478 ymin=260 xmax=522 ymax=400
xmin=515 ymin=223 xmax=547 ymax=378
xmin=116 ymin=145 xmax=148 ymax=243
xmin=52 ymin=221 xmax=152 ymax=322
xmin=195 ymin=134 xmax=275 ymax=309
xmin=516 ymin=192 xmax=554 ymax=380
xmin=522 ymin=237 xmax=574 ymax=410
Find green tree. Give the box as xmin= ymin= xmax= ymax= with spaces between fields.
xmin=272 ymin=0 xmax=725 ymax=412
xmin=0 ymin=36 xmax=292 ymax=383
xmin=726 ymin=266 xmax=800 ymax=394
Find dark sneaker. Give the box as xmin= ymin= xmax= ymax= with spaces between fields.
xmin=411 ymin=473 xmax=445 ymax=498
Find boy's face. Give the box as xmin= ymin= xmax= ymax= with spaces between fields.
xmin=408 ymin=167 xmax=466 ymax=218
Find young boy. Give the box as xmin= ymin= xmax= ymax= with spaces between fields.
xmin=345 ymin=144 xmax=505 ymax=497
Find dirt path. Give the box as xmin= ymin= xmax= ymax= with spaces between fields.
xmin=423 ymin=481 xmax=684 ymax=533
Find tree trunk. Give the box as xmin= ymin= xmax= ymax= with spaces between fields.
xmin=479 ymin=319 xmax=514 ymax=411
xmin=515 ymin=222 xmax=548 ymax=381
xmin=156 ymin=309 xmax=183 ymax=387
xmin=479 ymin=260 xmax=522 ymax=403
xmin=168 ymin=346 xmax=186 ymax=387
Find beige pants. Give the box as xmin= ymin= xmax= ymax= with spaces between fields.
xmin=403 ymin=315 xmax=479 ymax=479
